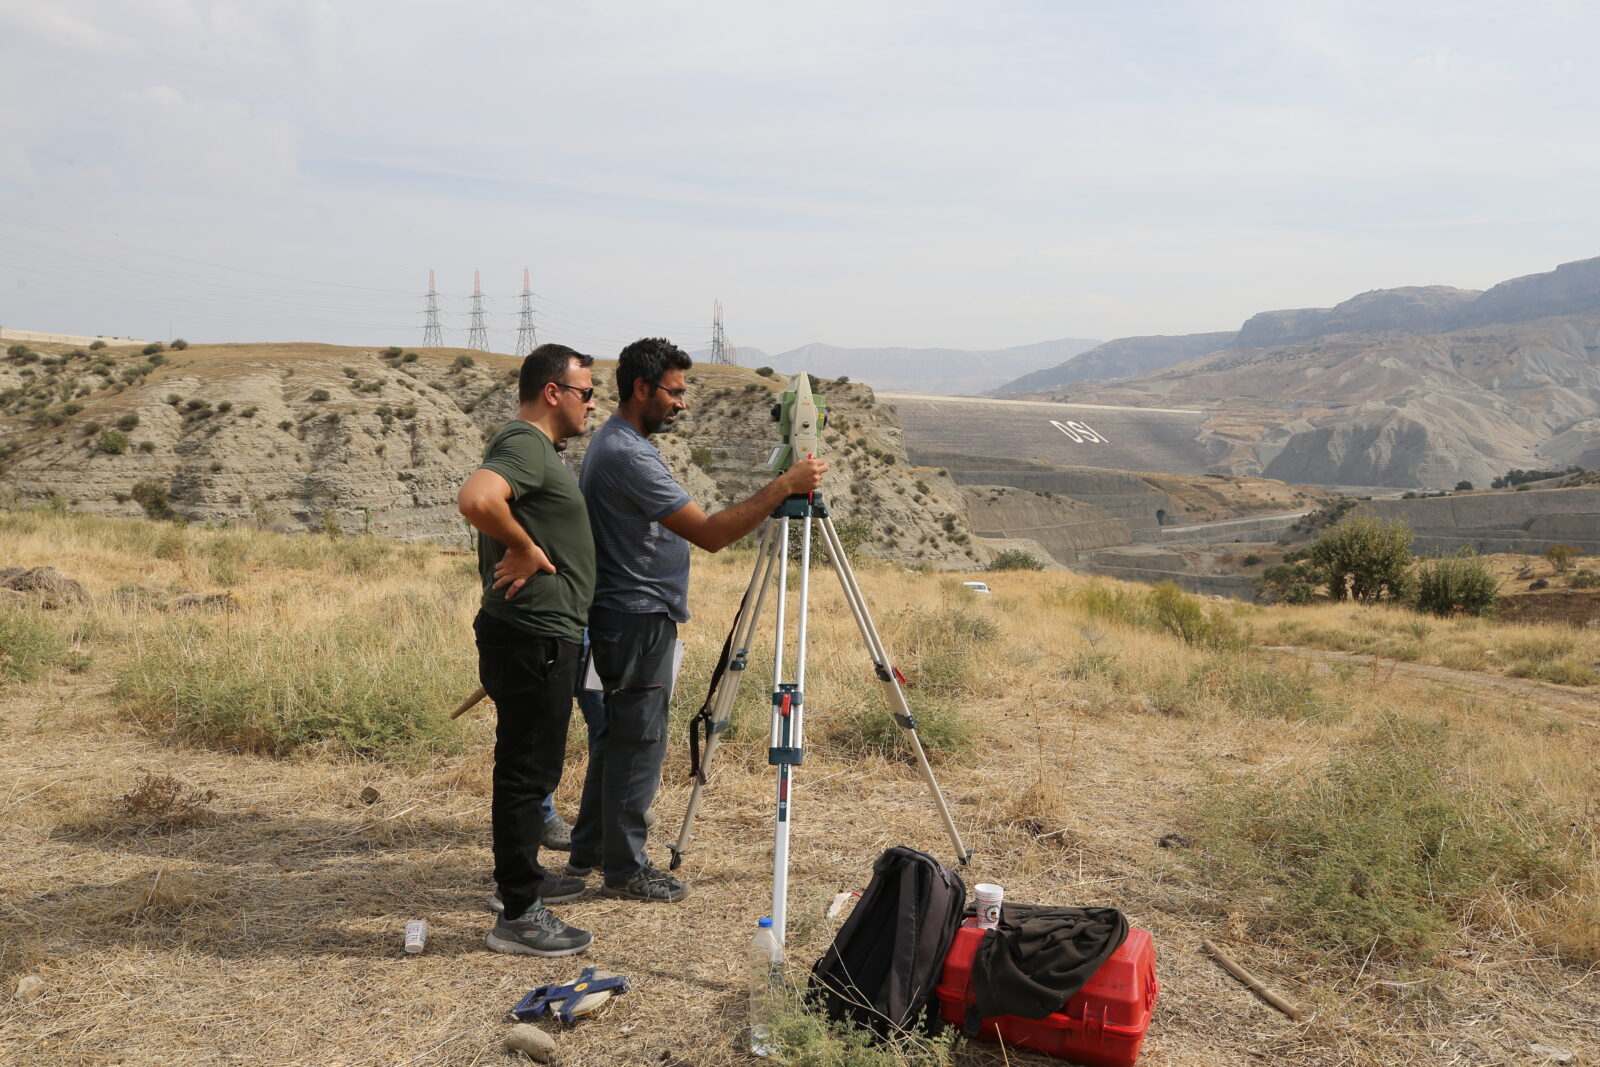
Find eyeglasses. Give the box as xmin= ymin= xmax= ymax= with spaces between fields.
xmin=645 ymin=380 xmax=688 ymax=400
xmin=553 ymin=382 xmax=595 ymax=402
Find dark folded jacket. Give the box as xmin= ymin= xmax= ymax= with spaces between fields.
xmin=965 ymin=902 xmax=1128 ymax=1021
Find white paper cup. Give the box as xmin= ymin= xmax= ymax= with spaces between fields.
xmin=974 ymin=883 xmax=1003 ymax=929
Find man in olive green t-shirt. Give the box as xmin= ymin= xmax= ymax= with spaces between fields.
xmin=456 ymin=343 xmax=598 ymax=957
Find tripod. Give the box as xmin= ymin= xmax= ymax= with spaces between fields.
xmin=668 ymin=491 xmax=972 ymax=943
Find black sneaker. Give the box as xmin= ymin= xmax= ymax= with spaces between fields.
xmin=486 ymin=905 xmax=592 ymax=957
xmin=563 ymin=861 xmax=595 ymax=878
xmin=542 ymin=813 xmax=573 ymax=851
xmin=486 ymin=874 xmax=586 ymax=913
xmin=603 ymin=865 xmax=691 ymax=903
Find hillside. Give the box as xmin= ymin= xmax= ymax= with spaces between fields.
xmin=995 ymin=255 xmax=1600 ymax=487
xmin=0 ymin=342 xmax=986 ymax=569
xmin=2 ymin=511 xmax=1596 ymax=1066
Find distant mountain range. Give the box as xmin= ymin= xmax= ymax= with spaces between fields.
xmin=692 ymin=338 xmax=1100 ymax=395
xmin=992 ymin=255 xmax=1600 ymax=487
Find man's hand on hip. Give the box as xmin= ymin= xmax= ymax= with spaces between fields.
xmin=492 ymin=543 xmax=556 ymax=598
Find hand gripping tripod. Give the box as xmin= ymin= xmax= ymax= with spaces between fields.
xmin=668 ymin=490 xmax=972 ymax=943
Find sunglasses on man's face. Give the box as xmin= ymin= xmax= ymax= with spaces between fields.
xmin=553 ymin=382 xmax=595 ymax=402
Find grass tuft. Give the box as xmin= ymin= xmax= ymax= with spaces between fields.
xmin=1188 ymin=715 xmax=1579 ymax=961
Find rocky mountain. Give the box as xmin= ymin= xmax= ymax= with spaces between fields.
xmin=0 ymin=342 xmax=986 ymax=569
xmin=992 ymin=332 xmax=1235 ymax=395
xmin=993 ymin=256 xmax=1600 ymax=487
xmin=768 ymin=337 xmax=1099 ymax=396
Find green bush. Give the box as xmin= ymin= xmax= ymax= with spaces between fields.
xmin=0 ymin=602 xmax=74 ymax=685
xmin=452 ymin=354 xmax=475 ymax=370
xmin=690 ymin=445 xmax=714 ymax=470
xmin=96 ymin=429 xmax=130 ymax=455
xmin=170 ymin=338 xmax=188 ymax=350
xmin=113 ymin=597 xmax=469 ymax=758
xmin=1414 ymin=550 xmax=1499 ymax=617
xmin=114 ymin=413 xmax=139 ymax=431
xmin=142 ymin=342 xmax=164 ymax=356
xmin=1455 ymin=480 xmax=1473 ymax=491
xmin=1310 ymin=510 xmax=1414 ymax=603
xmin=1189 ymin=716 xmax=1575 ymax=960
xmin=308 ymin=389 xmax=331 ymax=402
xmin=131 ymin=480 xmax=172 ymax=520
xmin=1544 ymin=544 xmax=1582 ymax=574
xmin=988 ymin=549 xmax=1045 ymax=571
xmin=826 ymin=605 xmax=990 ymax=759
xmin=88 ymin=339 xmax=107 ymax=351
xmin=382 ymin=346 xmax=403 ymax=358
xmin=1149 ymin=582 xmax=1240 ymax=649
xmin=401 ymin=352 xmax=419 ymax=363
xmin=6 ymin=343 xmax=30 ymax=359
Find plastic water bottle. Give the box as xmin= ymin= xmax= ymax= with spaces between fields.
xmin=749 ymin=917 xmax=783 ymax=1056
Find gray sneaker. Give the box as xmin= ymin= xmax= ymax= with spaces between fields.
xmin=563 ymin=861 xmax=594 ymax=878
xmin=486 ymin=874 xmax=586 ymax=913
xmin=604 ymin=865 xmax=691 ymax=903
xmin=486 ymin=905 xmax=592 ymax=957
xmin=542 ymin=813 xmax=573 ymax=851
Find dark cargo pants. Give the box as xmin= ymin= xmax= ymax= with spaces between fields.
xmin=474 ymin=611 xmax=580 ymax=920
xmin=569 ymin=608 xmax=677 ymax=885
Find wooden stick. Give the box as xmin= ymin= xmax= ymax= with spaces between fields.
xmin=450 ymin=686 xmax=487 ymax=719
xmin=1201 ymin=940 xmax=1304 ymax=1020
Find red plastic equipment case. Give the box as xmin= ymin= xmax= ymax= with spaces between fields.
xmin=935 ymin=919 xmax=1158 ymax=1067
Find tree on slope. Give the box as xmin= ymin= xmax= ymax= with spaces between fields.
xmin=1310 ymin=511 xmax=1414 ymax=603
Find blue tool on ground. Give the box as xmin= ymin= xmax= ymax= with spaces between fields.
xmin=512 ymin=968 xmax=630 ymax=1025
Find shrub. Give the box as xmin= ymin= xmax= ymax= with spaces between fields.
xmin=114 ymin=412 xmax=139 ymax=431
xmin=1241 ymin=553 xmax=1261 ymax=566
xmin=1148 ymin=582 xmax=1240 ymax=649
xmin=452 ymin=354 xmax=475 ymax=370
xmin=401 ymin=352 xmax=419 ymax=363
xmin=1544 ymin=544 xmax=1582 ymax=574
xmin=826 ymin=605 xmax=989 ymax=759
xmin=216 ymin=401 xmax=232 ymax=413
xmin=690 ymin=445 xmax=714 ymax=470
xmin=1309 ymin=511 xmax=1414 ymax=603
xmin=138 ymin=440 xmax=156 ymax=453
xmin=1188 ymin=716 xmax=1576 ymax=960
xmin=113 ymin=597 xmax=468 ymax=758
xmin=170 ymin=338 xmax=188 ymax=350
xmin=1414 ymin=550 xmax=1499 ymax=617
xmin=142 ymin=342 xmax=164 ymax=356
xmin=755 ymin=366 xmax=774 ymax=378
xmin=96 ymin=430 xmax=130 ymax=455
xmin=131 ymin=480 xmax=172 ymax=520
xmin=6 ymin=343 xmax=30 ymax=359
xmin=0 ymin=601 xmax=74 ymax=685
xmin=1455 ymin=480 xmax=1473 ymax=491
xmin=989 ymin=549 xmax=1045 ymax=571
xmin=308 ymin=389 xmax=331 ymax=402
xmin=1569 ymin=569 xmax=1600 ymax=590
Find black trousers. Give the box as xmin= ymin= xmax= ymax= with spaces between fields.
xmin=474 ymin=611 xmax=580 ymax=920
xmin=569 ymin=608 xmax=678 ymax=884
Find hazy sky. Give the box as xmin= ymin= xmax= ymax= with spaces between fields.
xmin=2 ymin=1 xmax=1596 ymax=356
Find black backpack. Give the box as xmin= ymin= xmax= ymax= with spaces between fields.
xmin=809 ymin=845 xmax=967 ymax=1036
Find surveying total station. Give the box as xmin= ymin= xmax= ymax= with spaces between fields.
xmin=669 ymin=372 xmax=972 ymax=945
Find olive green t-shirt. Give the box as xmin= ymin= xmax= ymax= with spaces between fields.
xmin=475 ymin=421 xmax=595 ymax=643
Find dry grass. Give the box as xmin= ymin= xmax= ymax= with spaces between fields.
xmin=0 ymin=510 xmax=1596 ymax=1065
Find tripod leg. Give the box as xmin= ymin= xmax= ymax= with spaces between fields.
xmin=669 ymin=522 xmax=781 ymax=869
xmin=818 ymin=514 xmax=973 ymax=865
xmin=770 ymin=513 xmax=811 ymax=942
